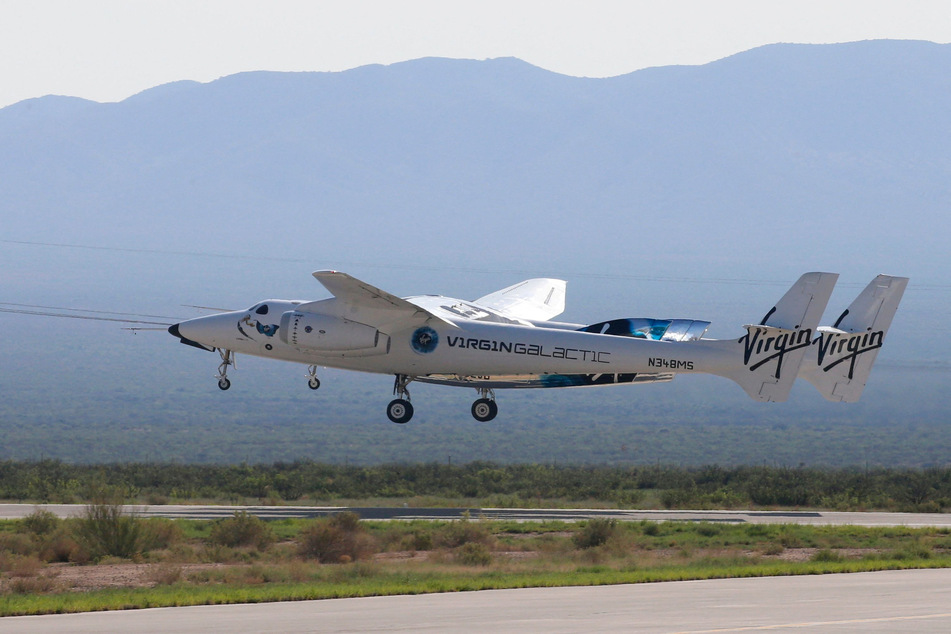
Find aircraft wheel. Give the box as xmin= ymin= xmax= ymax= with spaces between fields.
xmin=387 ymin=399 xmax=414 ymax=424
xmin=217 ymin=378 xmax=231 ymax=391
xmin=471 ymin=398 xmax=498 ymax=422
xmin=308 ymin=377 xmax=321 ymax=390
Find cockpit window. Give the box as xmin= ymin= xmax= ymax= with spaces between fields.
xmin=255 ymin=304 xmax=269 ymax=315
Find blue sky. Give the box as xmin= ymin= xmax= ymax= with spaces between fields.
xmin=2 ymin=0 xmax=950 ymax=108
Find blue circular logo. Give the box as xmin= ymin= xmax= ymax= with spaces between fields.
xmin=411 ymin=326 xmax=439 ymax=354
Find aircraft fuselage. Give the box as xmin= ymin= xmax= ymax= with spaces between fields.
xmin=174 ymin=299 xmax=734 ymax=380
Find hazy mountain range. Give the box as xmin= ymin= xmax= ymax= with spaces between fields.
xmin=1 ymin=40 xmax=948 ymax=464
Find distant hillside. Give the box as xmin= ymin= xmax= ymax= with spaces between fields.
xmin=1 ymin=40 xmax=948 ymax=465
xmin=3 ymin=41 xmax=950 ymax=274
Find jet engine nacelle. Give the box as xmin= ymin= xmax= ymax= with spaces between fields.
xmin=279 ymin=311 xmax=381 ymax=351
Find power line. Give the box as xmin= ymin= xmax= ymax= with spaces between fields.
xmin=0 ymin=306 xmax=173 ymax=326
xmin=4 ymin=239 xmax=943 ymax=289
xmin=0 ymin=302 xmax=180 ymax=321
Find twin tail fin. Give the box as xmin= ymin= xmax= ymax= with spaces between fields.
xmin=724 ymin=272 xmax=839 ymax=402
xmin=798 ymin=275 xmax=909 ymax=402
xmin=717 ymin=273 xmax=907 ymax=403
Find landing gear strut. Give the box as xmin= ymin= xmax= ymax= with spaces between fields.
xmin=216 ymin=349 xmax=234 ymax=390
xmin=306 ymin=365 xmax=321 ymax=390
xmin=387 ymin=374 xmax=414 ymax=424
xmin=471 ymin=388 xmax=498 ymax=422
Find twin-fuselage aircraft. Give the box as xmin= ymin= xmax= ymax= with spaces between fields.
xmin=168 ymin=271 xmax=908 ymax=423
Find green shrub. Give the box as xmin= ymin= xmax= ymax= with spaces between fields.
xmin=661 ymin=486 xmax=698 ymax=509
xmin=778 ymin=530 xmax=806 ymax=548
xmin=297 ymin=512 xmax=375 ymax=563
xmin=72 ymin=500 xmax=147 ymax=560
xmin=745 ymin=524 xmax=774 ymax=538
xmin=411 ymin=530 xmax=434 ymax=551
xmin=6 ymin=554 xmax=42 ymax=578
xmin=209 ymin=511 xmax=274 ymax=550
xmin=36 ymin=531 xmax=80 ymax=563
xmin=8 ymin=574 xmax=59 ymax=595
xmin=612 ymin=489 xmax=643 ymax=507
xmin=891 ymin=542 xmax=932 ymax=560
xmin=437 ymin=515 xmax=491 ymax=548
xmin=21 ymin=512 xmax=80 ymax=563
xmin=380 ymin=525 xmax=434 ymax=551
xmin=0 ymin=532 xmax=35 ymax=556
xmin=811 ymin=549 xmax=844 ymax=562
xmin=200 ymin=544 xmax=242 ymax=564
xmin=19 ymin=509 xmax=61 ymax=536
xmin=456 ymin=542 xmax=492 ymax=566
xmin=696 ymin=523 xmax=721 ymax=537
xmin=574 ymin=518 xmax=618 ymax=549
xmin=146 ymin=563 xmax=184 ymax=585
xmin=143 ymin=518 xmax=185 ymax=550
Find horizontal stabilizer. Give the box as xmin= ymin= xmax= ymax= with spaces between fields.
xmin=800 ymin=274 xmax=908 ymax=402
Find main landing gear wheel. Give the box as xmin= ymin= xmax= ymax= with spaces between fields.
xmin=471 ymin=387 xmax=498 ymax=422
xmin=471 ymin=398 xmax=498 ymax=422
xmin=387 ymin=399 xmax=414 ymax=424
xmin=308 ymin=378 xmax=321 ymax=390
xmin=387 ymin=374 xmax=415 ymax=423
xmin=217 ymin=377 xmax=231 ymax=391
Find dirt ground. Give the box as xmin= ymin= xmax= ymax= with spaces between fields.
xmin=6 ymin=548 xmax=879 ymax=593
xmin=47 ymin=562 xmax=229 ymax=591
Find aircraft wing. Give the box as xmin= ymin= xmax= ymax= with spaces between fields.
xmin=308 ymin=270 xmax=455 ymax=327
xmin=474 ymin=278 xmax=566 ymax=321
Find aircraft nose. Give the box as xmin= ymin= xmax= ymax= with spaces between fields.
xmin=168 ymin=319 xmax=216 ymax=352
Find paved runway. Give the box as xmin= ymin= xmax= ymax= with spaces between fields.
xmin=4 ymin=568 xmax=951 ymax=632
xmin=3 ymin=503 xmax=951 ymax=527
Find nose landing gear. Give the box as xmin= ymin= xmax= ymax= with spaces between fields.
xmin=387 ymin=374 xmax=414 ymax=424
xmin=216 ymin=349 xmax=234 ymax=390
xmin=306 ymin=365 xmax=321 ymax=390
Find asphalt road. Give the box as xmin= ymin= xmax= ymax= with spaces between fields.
xmin=3 ymin=504 xmax=951 ymax=527
xmin=4 ymin=568 xmax=951 ymax=633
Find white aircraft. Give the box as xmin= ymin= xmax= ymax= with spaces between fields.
xmin=168 ymin=271 xmax=908 ymax=423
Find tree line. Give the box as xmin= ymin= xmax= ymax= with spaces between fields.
xmin=0 ymin=460 xmax=949 ymax=512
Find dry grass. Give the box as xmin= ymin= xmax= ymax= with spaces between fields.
xmin=3 ymin=518 xmax=951 ymax=606
xmin=145 ymin=563 xmax=184 ymax=586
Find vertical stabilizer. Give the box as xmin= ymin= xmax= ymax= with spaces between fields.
xmin=799 ymin=275 xmax=909 ymax=402
xmin=720 ymin=272 xmax=839 ymax=402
